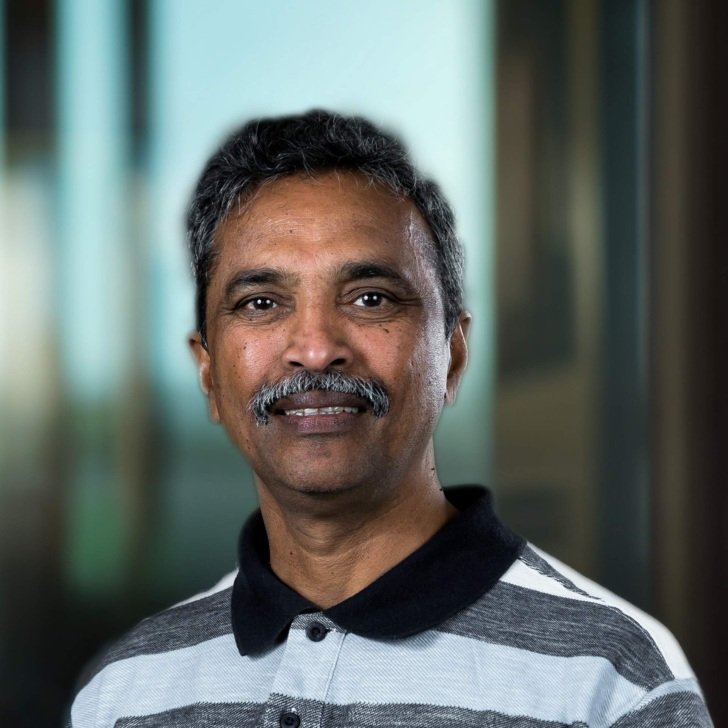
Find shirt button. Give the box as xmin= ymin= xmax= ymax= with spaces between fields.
xmin=305 ymin=621 xmax=328 ymax=642
xmin=280 ymin=711 xmax=301 ymax=728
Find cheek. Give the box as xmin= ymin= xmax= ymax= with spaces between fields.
xmin=212 ymin=334 xmax=278 ymax=408
xmin=390 ymin=329 xmax=450 ymax=408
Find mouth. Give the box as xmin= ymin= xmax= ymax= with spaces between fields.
xmin=268 ymin=392 xmax=369 ymax=433
xmin=272 ymin=391 xmax=369 ymax=415
xmin=282 ymin=405 xmax=362 ymax=416
xmin=249 ymin=371 xmax=390 ymax=426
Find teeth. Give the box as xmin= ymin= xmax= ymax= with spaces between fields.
xmin=283 ymin=406 xmax=359 ymax=416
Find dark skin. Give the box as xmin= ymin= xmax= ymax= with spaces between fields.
xmin=190 ymin=172 xmax=470 ymax=608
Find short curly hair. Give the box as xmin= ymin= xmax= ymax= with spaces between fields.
xmin=187 ymin=109 xmax=464 ymax=344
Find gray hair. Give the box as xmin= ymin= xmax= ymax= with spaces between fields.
xmin=186 ymin=110 xmax=465 ymax=346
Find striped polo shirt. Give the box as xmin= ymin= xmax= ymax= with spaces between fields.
xmin=68 ymin=486 xmax=712 ymax=727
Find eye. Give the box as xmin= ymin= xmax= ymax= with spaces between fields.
xmin=232 ymin=295 xmax=281 ymax=319
xmin=242 ymin=296 xmax=277 ymax=311
xmin=353 ymin=291 xmax=388 ymax=308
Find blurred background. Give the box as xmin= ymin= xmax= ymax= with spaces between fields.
xmin=0 ymin=0 xmax=725 ymax=725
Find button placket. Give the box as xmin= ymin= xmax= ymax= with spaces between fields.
xmin=264 ymin=614 xmax=346 ymax=728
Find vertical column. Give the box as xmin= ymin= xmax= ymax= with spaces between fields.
xmin=597 ymin=0 xmax=650 ymax=607
xmin=56 ymin=0 xmax=131 ymax=597
xmin=434 ymin=0 xmax=495 ymax=484
xmin=0 ymin=4 xmax=6 ymax=455
xmin=0 ymin=0 xmax=4 ymax=171
xmin=0 ymin=0 xmax=7 ymax=573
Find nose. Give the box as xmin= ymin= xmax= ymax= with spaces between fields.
xmin=283 ymin=303 xmax=354 ymax=372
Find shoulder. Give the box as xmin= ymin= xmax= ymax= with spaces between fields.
xmin=69 ymin=571 xmax=237 ymax=726
xmin=437 ymin=544 xmax=711 ymax=726
xmin=86 ymin=570 xmax=237 ymax=683
xmin=507 ymin=545 xmax=694 ymax=682
xmin=444 ymin=543 xmax=694 ymax=685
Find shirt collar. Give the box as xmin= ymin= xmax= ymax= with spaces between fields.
xmin=231 ymin=485 xmax=524 ymax=655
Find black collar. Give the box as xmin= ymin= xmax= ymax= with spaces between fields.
xmin=231 ymin=485 xmax=524 ymax=655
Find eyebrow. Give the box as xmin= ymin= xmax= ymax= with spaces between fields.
xmin=336 ymin=261 xmax=409 ymax=286
xmin=222 ymin=268 xmax=298 ymax=302
xmin=221 ymin=260 xmax=413 ymax=303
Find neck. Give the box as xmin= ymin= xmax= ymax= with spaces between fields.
xmin=256 ymin=467 xmax=457 ymax=609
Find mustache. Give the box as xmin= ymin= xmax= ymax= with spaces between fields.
xmin=248 ymin=370 xmax=390 ymax=425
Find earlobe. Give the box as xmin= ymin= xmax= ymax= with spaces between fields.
xmin=445 ymin=311 xmax=471 ymax=404
xmin=188 ymin=333 xmax=221 ymax=423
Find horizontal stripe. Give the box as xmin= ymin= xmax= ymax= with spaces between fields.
xmin=114 ymin=701 xmax=264 ymax=727
xmin=438 ymin=581 xmax=673 ymax=690
xmin=324 ymin=702 xmax=587 ymax=728
xmin=71 ymin=635 xmax=284 ymax=728
xmin=611 ymin=690 xmax=713 ymax=727
xmin=114 ymin=700 xmax=588 ymax=728
xmin=317 ymin=630 xmax=646 ymax=726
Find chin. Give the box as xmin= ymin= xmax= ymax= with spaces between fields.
xmin=263 ymin=465 xmax=384 ymax=500
xmin=284 ymin=477 xmax=367 ymax=497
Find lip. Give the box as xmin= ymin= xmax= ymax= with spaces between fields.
xmin=272 ymin=391 xmax=369 ymax=415
xmin=268 ymin=391 xmax=371 ymax=435
xmin=275 ymin=409 xmax=363 ymax=435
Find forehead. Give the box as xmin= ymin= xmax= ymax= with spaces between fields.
xmin=212 ymin=172 xmax=438 ymax=276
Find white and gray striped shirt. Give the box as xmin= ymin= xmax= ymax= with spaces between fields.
xmin=69 ymin=487 xmax=712 ymax=727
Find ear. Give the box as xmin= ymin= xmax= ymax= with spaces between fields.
xmin=445 ymin=311 xmax=471 ymax=404
xmin=189 ymin=332 xmax=221 ymax=423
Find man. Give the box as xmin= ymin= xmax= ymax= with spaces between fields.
xmin=69 ymin=110 xmax=712 ymax=727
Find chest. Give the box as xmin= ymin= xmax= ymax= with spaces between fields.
xmin=86 ymin=614 xmax=628 ymax=727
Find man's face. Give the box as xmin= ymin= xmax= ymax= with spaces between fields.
xmin=191 ymin=172 xmax=468 ymax=500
